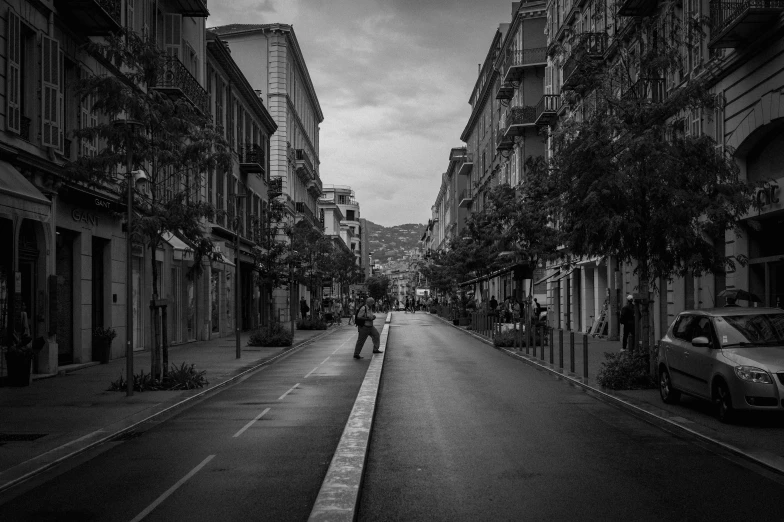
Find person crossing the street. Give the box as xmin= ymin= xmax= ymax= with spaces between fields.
xmin=354 ymin=297 xmax=382 ymax=359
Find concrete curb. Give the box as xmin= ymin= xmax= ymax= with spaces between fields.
xmin=432 ymin=313 xmax=784 ymax=477
xmin=308 ymin=312 xmax=392 ymax=522
xmin=0 ymin=327 xmax=338 ymax=495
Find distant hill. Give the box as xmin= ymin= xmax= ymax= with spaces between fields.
xmin=366 ymin=220 xmax=424 ymax=267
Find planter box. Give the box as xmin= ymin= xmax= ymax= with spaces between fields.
xmin=5 ymin=353 xmax=33 ymax=387
xmin=92 ymin=338 xmax=112 ymax=364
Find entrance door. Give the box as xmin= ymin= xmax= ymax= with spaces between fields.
xmin=92 ymin=238 xmax=106 ymax=331
xmin=56 ymin=230 xmax=75 ymax=364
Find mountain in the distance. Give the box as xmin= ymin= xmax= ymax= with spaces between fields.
xmin=365 ymin=220 xmax=424 ymax=267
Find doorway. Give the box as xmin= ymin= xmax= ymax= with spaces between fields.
xmin=56 ymin=229 xmax=75 ymax=365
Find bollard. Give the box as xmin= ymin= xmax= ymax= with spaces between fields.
xmin=549 ymin=327 xmax=554 ymax=365
xmin=538 ymin=325 xmax=544 ymax=361
xmin=558 ymin=329 xmax=564 ymax=371
xmin=570 ymin=331 xmax=575 ymax=374
xmin=583 ymin=333 xmax=589 ymax=379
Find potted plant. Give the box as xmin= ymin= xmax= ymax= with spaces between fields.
xmin=3 ymin=334 xmax=45 ymax=387
xmin=92 ymin=327 xmax=117 ymax=364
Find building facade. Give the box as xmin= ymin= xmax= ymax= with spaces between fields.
xmin=209 ymin=23 xmax=325 ymax=324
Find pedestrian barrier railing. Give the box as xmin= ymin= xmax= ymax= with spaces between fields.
xmin=461 ymin=311 xmax=592 ymax=381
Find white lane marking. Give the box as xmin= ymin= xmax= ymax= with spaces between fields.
xmin=233 ymin=408 xmax=271 ymax=438
xmin=129 ymin=455 xmax=215 ymax=522
xmin=278 ymin=383 xmax=300 ymax=400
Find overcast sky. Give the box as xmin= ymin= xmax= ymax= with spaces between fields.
xmin=208 ymin=0 xmax=513 ymax=227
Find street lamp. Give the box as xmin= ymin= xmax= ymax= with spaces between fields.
xmin=234 ymin=192 xmax=247 ymax=359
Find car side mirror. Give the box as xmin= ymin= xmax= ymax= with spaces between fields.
xmin=692 ymin=336 xmax=711 ymax=348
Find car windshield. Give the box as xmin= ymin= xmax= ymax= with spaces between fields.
xmin=714 ymin=313 xmax=784 ymax=347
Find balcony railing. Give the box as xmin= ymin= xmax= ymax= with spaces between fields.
xmin=562 ymin=33 xmax=608 ymax=91
xmin=268 ymin=177 xmax=283 ymax=198
xmin=239 ymin=143 xmax=265 ymax=175
xmin=506 ymin=106 xmax=537 ymax=131
xmin=458 ymin=153 xmax=473 ymax=176
xmin=535 ymin=95 xmax=562 ymax=126
xmin=496 ymin=81 xmax=515 ymax=101
xmin=458 ymin=188 xmax=473 ymax=208
xmin=59 ymin=0 xmax=122 ymax=35
xmin=709 ymin=0 xmax=784 ymax=48
xmin=152 ymin=55 xmax=209 ymax=115
xmin=294 ymin=148 xmax=314 ymax=179
xmin=503 ymin=47 xmax=547 ymax=82
xmin=622 ymin=78 xmax=666 ymax=103
xmin=295 ymin=201 xmax=322 ymax=230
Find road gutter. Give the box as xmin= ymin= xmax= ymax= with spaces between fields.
xmin=432 ymin=313 xmax=784 ymax=478
xmin=309 ymin=313 xmax=392 ymax=522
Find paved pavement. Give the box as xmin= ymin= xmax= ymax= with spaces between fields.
xmin=432 ymin=313 xmax=784 ymax=477
xmin=0 ymin=326 xmax=333 ymax=494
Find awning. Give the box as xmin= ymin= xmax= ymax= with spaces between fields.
xmin=534 ymin=270 xmax=560 ymax=286
xmin=163 ymin=232 xmax=194 ymax=261
xmin=551 ymin=269 xmax=574 ymax=282
xmin=577 ymin=256 xmax=605 ymax=266
xmin=212 ymin=251 xmax=235 ymax=267
xmin=0 ymin=160 xmax=51 ymax=218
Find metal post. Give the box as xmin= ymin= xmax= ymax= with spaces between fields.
xmin=235 ymin=209 xmax=241 ymax=359
xmin=583 ymin=333 xmax=589 ymax=379
xmin=558 ymin=329 xmax=563 ymax=371
xmin=125 ymin=141 xmax=133 ymax=397
xmin=539 ymin=325 xmax=544 ymax=361
xmin=570 ymin=331 xmax=575 ymax=374
xmin=550 ymin=328 xmax=554 ymax=365
xmin=549 ymin=327 xmax=553 ymax=365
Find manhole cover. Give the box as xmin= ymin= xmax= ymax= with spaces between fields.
xmin=0 ymin=433 xmax=47 ymax=442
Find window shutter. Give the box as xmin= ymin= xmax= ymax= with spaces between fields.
xmin=6 ymin=9 xmax=21 ymax=134
xmin=41 ymin=35 xmax=61 ymax=149
xmin=126 ymin=0 xmax=135 ymax=31
xmin=545 ymin=65 xmax=552 ymax=95
xmin=164 ymin=13 xmax=182 ymax=58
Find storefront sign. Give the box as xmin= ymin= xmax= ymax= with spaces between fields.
xmin=72 ymin=208 xmax=97 ymax=226
xmin=67 ymin=185 xmax=118 ymax=212
xmin=756 ymin=183 xmax=780 ymax=208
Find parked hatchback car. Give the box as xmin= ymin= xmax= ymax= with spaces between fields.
xmin=658 ymin=307 xmax=784 ymax=422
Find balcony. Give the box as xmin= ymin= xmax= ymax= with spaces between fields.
xmin=239 ymin=143 xmax=265 ymax=176
xmin=535 ymin=95 xmax=562 ymax=126
xmin=306 ymin=176 xmax=323 ymax=197
xmin=709 ymin=0 xmax=784 ymax=48
xmin=152 ymin=55 xmax=209 ymax=115
xmin=617 ymin=0 xmax=658 ymax=16
xmin=505 ymin=106 xmax=537 ymax=137
xmin=496 ymin=81 xmax=515 ymax=101
xmin=295 ymin=201 xmax=322 ymax=230
xmin=497 ymin=126 xmax=513 ymax=152
xmin=294 ymin=149 xmax=315 ymax=180
xmin=622 ymin=78 xmax=666 ymax=103
xmin=458 ymin=188 xmax=473 ymax=208
xmin=168 ymin=0 xmax=209 ymax=17
xmin=56 ymin=0 xmax=122 ymax=35
xmin=268 ymin=177 xmax=283 ymax=198
xmin=562 ymin=33 xmax=608 ymax=92
xmin=503 ymin=47 xmax=547 ymax=83
xmin=458 ymin=153 xmax=473 ymax=176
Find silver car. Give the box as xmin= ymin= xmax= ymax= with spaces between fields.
xmin=658 ymin=307 xmax=784 ymax=422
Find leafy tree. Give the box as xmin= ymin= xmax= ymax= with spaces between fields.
xmin=71 ymin=29 xmax=232 ymax=377
xmin=366 ymin=275 xmax=391 ymax=302
xmin=290 ymin=220 xmax=332 ymax=310
xmin=252 ymin=196 xmax=291 ymax=323
xmin=545 ymin=14 xmax=759 ymax=352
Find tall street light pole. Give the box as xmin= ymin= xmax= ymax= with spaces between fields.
xmin=235 ymin=192 xmax=247 ymax=359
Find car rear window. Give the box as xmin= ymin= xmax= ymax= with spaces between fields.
xmin=714 ymin=313 xmax=784 ymax=347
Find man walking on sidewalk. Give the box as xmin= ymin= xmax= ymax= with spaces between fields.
xmin=354 ymin=297 xmax=382 ymax=359
xmin=620 ymin=294 xmax=635 ymax=352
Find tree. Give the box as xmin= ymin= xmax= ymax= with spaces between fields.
xmin=72 ymin=30 xmax=232 ymax=378
xmin=322 ymin=247 xmax=362 ymax=304
xmin=366 ymin=275 xmax=391 ymax=302
xmin=544 ymin=13 xmax=759 ymax=353
xmin=290 ymin=220 xmax=333 ymax=310
xmin=252 ymin=197 xmax=291 ymax=323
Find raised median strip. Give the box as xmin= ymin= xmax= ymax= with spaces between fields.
xmin=309 ymin=312 xmax=392 ymax=522
xmin=432 ymin=313 xmax=784 ymax=478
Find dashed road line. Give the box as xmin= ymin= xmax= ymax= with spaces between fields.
xmin=278 ymin=383 xmax=300 ymax=401
xmin=233 ymin=408 xmax=271 ymax=438
xmin=129 ymin=455 xmax=215 ymax=522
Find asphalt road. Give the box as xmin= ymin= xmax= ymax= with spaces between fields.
xmin=0 ymin=322 xmax=379 ymax=522
xmin=358 ymin=312 xmax=784 ymax=521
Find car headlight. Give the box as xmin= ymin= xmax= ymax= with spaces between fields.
xmin=734 ymin=366 xmax=773 ymax=384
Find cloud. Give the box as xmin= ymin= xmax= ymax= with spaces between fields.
xmin=208 ymin=0 xmax=513 ymax=226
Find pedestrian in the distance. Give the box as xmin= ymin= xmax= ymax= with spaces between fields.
xmin=534 ymin=298 xmax=543 ymax=322
xmin=300 ymin=296 xmax=309 ymax=320
xmin=354 ymin=297 xmax=382 ymax=359
xmin=347 ymin=300 xmax=356 ymax=325
xmin=334 ymin=300 xmax=343 ymax=325
xmin=620 ymin=294 xmax=635 ymax=352
xmin=489 ymin=295 xmax=498 ymax=315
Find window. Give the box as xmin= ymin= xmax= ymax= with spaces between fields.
xmin=672 ymin=315 xmax=696 ymax=341
xmin=6 ymin=9 xmax=21 ymax=134
xmin=41 ymin=34 xmax=62 ymax=150
xmin=346 ymin=210 xmax=355 ymax=221
xmin=163 ymin=13 xmax=182 ymax=58
xmin=184 ymin=41 xmax=198 ymax=79
xmin=127 ymin=0 xmax=135 ymax=32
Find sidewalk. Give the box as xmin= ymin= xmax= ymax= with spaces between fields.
xmin=431 ymin=313 xmax=784 ymax=476
xmin=0 ymin=325 xmax=338 ymax=493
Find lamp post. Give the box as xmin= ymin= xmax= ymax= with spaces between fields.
xmin=234 ymin=192 xmax=247 ymax=359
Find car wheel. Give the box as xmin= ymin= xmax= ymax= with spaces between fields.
xmin=659 ymin=367 xmax=680 ymax=404
xmin=714 ymin=381 xmax=734 ymax=423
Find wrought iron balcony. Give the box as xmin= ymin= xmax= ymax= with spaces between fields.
xmin=168 ymin=0 xmax=209 ymax=17
xmin=535 ymin=95 xmax=562 ymax=126
xmin=505 ymin=106 xmax=537 ymax=137
xmin=294 ymin=149 xmax=314 ymax=179
xmin=295 ymin=201 xmax=322 ymax=230
xmin=709 ymin=0 xmax=784 ymax=48
xmin=56 ymin=0 xmax=122 ymax=35
xmin=562 ymin=33 xmax=608 ymax=91
xmin=622 ymin=78 xmax=666 ymax=103
xmin=496 ymin=81 xmax=515 ymax=101
xmin=458 ymin=153 xmax=473 ymax=176
xmin=496 ymin=126 xmax=513 ymax=151
xmin=268 ymin=177 xmax=283 ymax=198
xmin=459 ymin=188 xmax=473 ymax=208
xmin=152 ymin=55 xmax=209 ymax=115
xmin=239 ymin=143 xmax=265 ymax=175
xmin=617 ymin=0 xmax=658 ymax=16
xmin=503 ymin=47 xmax=547 ymax=83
